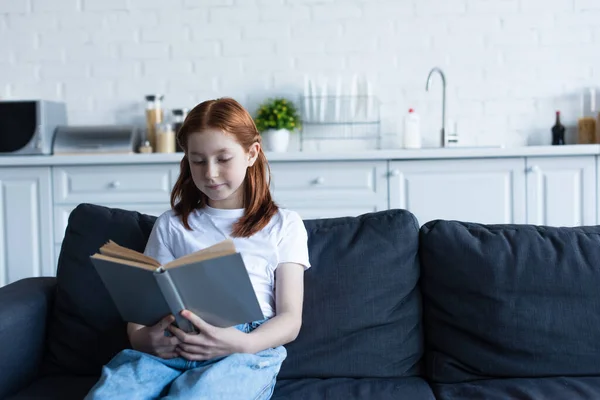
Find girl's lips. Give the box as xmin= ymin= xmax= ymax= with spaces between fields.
xmin=206 ymin=184 xmax=224 ymax=190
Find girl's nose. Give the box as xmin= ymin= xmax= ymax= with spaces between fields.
xmin=205 ymin=162 xmax=219 ymax=179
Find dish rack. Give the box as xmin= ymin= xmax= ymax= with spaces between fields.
xmin=298 ymin=95 xmax=381 ymax=151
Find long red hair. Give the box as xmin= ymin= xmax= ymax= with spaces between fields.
xmin=170 ymin=97 xmax=278 ymax=238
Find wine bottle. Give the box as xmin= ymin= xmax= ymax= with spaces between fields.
xmin=552 ymin=111 xmax=566 ymax=145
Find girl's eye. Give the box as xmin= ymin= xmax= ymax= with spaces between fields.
xmin=192 ymin=160 xmax=206 ymax=165
xmin=219 ymin=158 xmax=232 ymax=163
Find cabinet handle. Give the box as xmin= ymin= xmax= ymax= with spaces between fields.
xmin=313 ymin=177 xmax=325 ymax=185
xmin=109 ymin=180 xmax=121 ymax=188
xmin=527 ymin=165 xmax=540 ymax=173
xmin=389 ymin=169 xmax=400 ymax=177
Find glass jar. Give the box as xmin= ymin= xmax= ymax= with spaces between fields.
xmin=145 ymin=95 xmax=164 ymax=150
xmin=172 ymin=108 xmax=188 ymax=152
xmin=155 ymin=120 xmax=176 ymax=153
xmin=138 ymin=140 xmax=153 ymax=154
xmin=578 ymin=88 xmax=597 ymax=144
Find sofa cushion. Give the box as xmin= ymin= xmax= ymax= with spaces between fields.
xmin=432 ymin=376 xmax=600 ymax=400
xmin=41 ymin=204 xmax=156 ymax=376
xmin=419 ymin=220 xmax=600 ymax=383
xmin=42 ymin=204 xmax=424 ymax=382
xmin=7 ymin=376 xmax=98 ymax=400
xmin=279 ymin=209 xmax=423 ymax=379
xmin=274 ymin=377 xmax=436 ymax=400
xmin=7 ymin=376 xmax=437 ymax=400
xmin=0 ymin=277 xmax=56 ymax=399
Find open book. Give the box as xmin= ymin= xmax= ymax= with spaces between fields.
xmin=90 ymin=239 xmax=264 ymax=333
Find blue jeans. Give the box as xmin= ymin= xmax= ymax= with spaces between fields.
xmin=84 ymin=320 xmax=286 ymax=400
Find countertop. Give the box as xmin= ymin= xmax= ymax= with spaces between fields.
xmin=1 ymin=145 xmax=599 ymax=166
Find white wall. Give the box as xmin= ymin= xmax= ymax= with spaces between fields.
xmin=1 ymin=0 xmax=599 ymax=148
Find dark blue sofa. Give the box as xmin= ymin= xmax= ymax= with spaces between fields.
xmin=2 ymin=203 xmax=600 ymax=399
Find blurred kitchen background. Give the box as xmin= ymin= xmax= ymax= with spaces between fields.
xmin=1 ymin=0 xmax=599 ymax=149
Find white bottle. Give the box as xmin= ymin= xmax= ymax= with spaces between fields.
xmin=403 ymin=108 xmax=421 ymax=149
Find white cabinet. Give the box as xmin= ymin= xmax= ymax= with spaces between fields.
xmin=0 ymin=167 xmax=53 ymax=286
xmin=388 ymin=158 xmax=527 ymax=225
xmin=0 ymin=154 xmax=596 ymax=287
xmin=526 ymin=156 xmax=596 ymax=226
xmin=52 ymin=165 xmax=176 ymax=236
xmin=269 ymin=161 xmax=389 ymax=219
xmin=53 ymin=165 xmax=173 ymax=204
xmin=52 ymin=164 xmax=177 ymax=272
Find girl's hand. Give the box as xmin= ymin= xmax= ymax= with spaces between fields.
xmin=128 ymin=315 xmax=181 ymax=359
xmin=168 ymin=310 xmax=249 ymax=361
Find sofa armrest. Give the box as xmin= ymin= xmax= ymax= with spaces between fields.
xmin=0 ymin=277 xmax=56 ymax=399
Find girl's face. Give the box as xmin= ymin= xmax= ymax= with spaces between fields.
xmin=187 ymin=129 xmax=259 ymax=209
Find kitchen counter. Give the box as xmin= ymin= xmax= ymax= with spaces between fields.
xmin=0 ymin=144 xmax=599 ymax=166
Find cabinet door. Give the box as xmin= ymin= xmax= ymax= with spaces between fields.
xmin=269 ymin=161 xmax=389 ymax=219
xmin=0 ymin=167 xmax=53 ymax=286
xmin=389 ymin=158 xmax=527 ymax=226
xmin=526 ymin=156 xmax=596 ymax=227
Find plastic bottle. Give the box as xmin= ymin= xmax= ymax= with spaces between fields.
xmin=403 ymin=108 xmax=421 ymax=149
xmin=446 ymin=119 xmax=460 ymax=147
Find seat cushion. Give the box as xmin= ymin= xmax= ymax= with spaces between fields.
xmin=432 ymin=376 xmax=600 ymax=400
xmin=41 ymin=204 xmax=157 ymax=376
xmin=279 ymin=209 xmax=424 ymax=379
xmin=7 ymin=376 xmax=437 ymax=400
xmin=274 ymin=377 xmax=436 ymax=400
xmin=7 ymin=376 xmax=98 ymax=400
xmin=419 ymin=220 xmax=600 ymax=383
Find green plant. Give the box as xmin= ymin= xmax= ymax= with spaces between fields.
xmin=254 ymin=97 xmax=301 ymax=133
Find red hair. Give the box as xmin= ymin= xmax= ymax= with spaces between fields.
xmin=170 ymin=97 xmax=278 ymax=238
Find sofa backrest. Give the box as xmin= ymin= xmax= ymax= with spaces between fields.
xmin=42 ymin=204 xmax=156 ymax=376
xmin=419 ymin=220 xmax=600 ymax=383
xmin=42 ymin=204 xmax=425 ymax=380
xmin=280 ymin=208 xmax=423 ymax=379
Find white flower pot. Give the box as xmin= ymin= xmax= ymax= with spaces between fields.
xmin=263 ymin=128 xmax=290 ymax=152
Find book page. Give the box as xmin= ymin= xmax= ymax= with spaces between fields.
xmin=98 ymin=240 xmax=161 ymax=268
xmin=164 ymin=239 xmax=236 ymax=269
xmin=90 ymin=253 xmax=157 ymax=271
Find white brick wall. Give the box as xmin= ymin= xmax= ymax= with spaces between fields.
xmin=1 ymin=0 xmax=600 ymax=147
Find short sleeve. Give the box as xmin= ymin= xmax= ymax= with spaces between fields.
xmin=143 ymin=212 xmax=176 ymax=265
xmin=277 ymin=211 xmax=311 ymax=270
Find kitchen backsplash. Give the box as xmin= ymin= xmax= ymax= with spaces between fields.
xmin=1 ymin=0 xmax=599 ymax=148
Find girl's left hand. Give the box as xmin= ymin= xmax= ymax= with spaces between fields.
xmin=168 ymin=309 xmax=249 ymax=361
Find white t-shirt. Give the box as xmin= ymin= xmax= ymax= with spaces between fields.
xmin=143 ymin=205 xmax=311 ymax=319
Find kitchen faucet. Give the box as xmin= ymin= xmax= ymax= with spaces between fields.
xmin=425 ymin=67 xmax=447 ymax=147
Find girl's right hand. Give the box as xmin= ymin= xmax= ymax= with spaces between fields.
xmin=127 ymin=315 xmax=181 ymax=359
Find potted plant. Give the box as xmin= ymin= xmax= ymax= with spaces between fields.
xmin=254 ymin=97 xmax=301 ymax=152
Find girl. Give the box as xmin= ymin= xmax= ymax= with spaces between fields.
xmin=85 ymin=97 xmax=310 ymax=400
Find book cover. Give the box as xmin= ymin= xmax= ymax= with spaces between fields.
xmin=90 ymin=239 xmax=265 ymax=333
